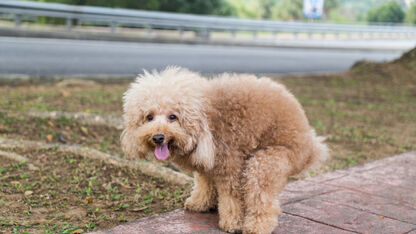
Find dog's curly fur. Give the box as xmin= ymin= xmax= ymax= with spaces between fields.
xmin=121 ymin=67 xmax=329 ymax=234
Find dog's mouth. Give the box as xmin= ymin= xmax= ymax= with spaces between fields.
xmin=154 ymin=140 xmax=173 ymax=161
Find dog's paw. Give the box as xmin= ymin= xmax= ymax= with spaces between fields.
xmin=243 ymin=216 xmax=277 ymax=234
xmin=185 ymin=197 xmax=212 ymax=212
xmin=219 ymin=217 xmax=242 ymax=233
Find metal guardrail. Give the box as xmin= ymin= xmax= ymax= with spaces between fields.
xmin=1 ymin=0 xmax=416 ymax=40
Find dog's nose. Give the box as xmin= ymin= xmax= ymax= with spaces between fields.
xmin=152 ymin=134 xmax=165 ymax=144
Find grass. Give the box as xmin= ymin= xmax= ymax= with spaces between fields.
xmin=2 ymin=55 xmax=415 ymax=171
xmin=0 ymin=84 xmax=125 ymax=114
xmin=279 ymin=52 xmax=416 ymax=169
xmin=0 ymin=47 xmax=415 ymax=233
xmin=0 ymin=150 xmax=190 ymax=233
xmin=0 ymin=114 xmax=123 ymax=156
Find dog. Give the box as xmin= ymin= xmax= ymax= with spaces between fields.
xmin=121 ymin=67 xmax=329 ymax=233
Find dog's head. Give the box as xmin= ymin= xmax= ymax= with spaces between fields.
xmin=121 ymin=67 xmax=215 ymax=170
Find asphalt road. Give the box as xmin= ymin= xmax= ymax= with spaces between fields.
xmin=0 ymin=36 xmax=407 ymax=76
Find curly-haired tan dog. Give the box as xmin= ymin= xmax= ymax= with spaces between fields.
xmin=121 ymin=67 xmax=329 ymax=233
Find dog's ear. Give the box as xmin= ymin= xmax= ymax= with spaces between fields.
xmin=120 ymin=127 xmax=146 ymax=159
xmin=190 ymin=119 xmax=215 ymax=171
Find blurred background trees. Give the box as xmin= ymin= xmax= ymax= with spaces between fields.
xmin=366 ymin=1 xmax=405 ymax=23
xmin=406 ymin=3 xmax=416 ymax=24
xmin=33 ymin=0 xmax=416 ymax=24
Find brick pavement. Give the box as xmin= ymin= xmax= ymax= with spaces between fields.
xmin=93 ymin=151 xmax=416 ymax=234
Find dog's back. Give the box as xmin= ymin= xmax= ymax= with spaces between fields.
xmin=204 ymin=73 xmax=329 ymax=175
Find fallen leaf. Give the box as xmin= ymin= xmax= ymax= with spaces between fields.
xmin=121 ymin=183 xmax=133 ymax=189
xmin=72 ymin=229 xmax=84 ymax=234
xmin=11 ymin=181 xmax=20 ymax=185
xmin=80 ymin=126 xmax=88 ymax=135
xmin=47 ymin=121 xmax=54 ymax=127
xmin=131 ymin=206 xmax=148 ymax=212
xmin=46 ymin=134 xmax=53 ymax=142
xmin=379 ymin=216 xmax=384 ymax=219
xmin=86 ymin=198 xmax=93 ymax=204
xmin=85 ymin=109 xmax=91 ymax=114
xmin=24 ymin=190 xmax=34 ymax=196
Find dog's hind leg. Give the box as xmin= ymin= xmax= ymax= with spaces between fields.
xmin=215 ymin=175 xmax=244 ymax=233
xmin=185 ymin=172 xmax=217 ymax=212
xmin=242 ymin=146 xmax=293 ymax=234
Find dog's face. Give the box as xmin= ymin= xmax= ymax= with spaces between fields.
xmin=121 ymin=67 xmax=215 ymax=170
xmin=122 ymin=106 xmax=196 ymax=161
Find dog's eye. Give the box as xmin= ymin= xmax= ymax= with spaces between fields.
xmin=146 ymin=115 xmax=153 ymax=121
xmin=169 ymin=114 xmax=177 ymax=120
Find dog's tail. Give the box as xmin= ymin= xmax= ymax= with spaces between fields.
xmin=296 ymin=129 xmax=331 ymax=178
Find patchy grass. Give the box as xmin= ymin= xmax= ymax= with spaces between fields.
xmin=1 ymin=48 xmax=416 ymax=232
xmin=0 ymin=149 xmax=190 ymax=233
xmin=2 ymin=54 xmax=415 ymax=171
xmin=278 ymin=49 xmax=416 ymax=169
xmin=0 ymin=84 xmax=125 ymax=114
xmin=0 ymin=114 xmax=122 ymax=156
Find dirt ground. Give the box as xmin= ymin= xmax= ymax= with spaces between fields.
xmin=0 ymin=147 xmax=190 ymax=233
xmin=1 ymin=48 xmax=415 ymax=233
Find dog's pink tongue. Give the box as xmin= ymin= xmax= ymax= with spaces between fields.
xmin=154 ymin=144 xmax=169 ymax=161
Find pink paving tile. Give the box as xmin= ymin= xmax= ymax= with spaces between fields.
xmin=91 ymin=151 xmax=416 ymax=234
xmin=303 ymin=169 xmax=348 ymax=183
xmin=314 ymin=190 xmax=416 ymax=224
xmin=273 ymin=212 xmax=353 ymax=234
xmin=280 ymin=179 xmax=339 ymax=205
xmin=92 ymin=209 xmax=222 ymax=234
xmin=282 ymin=198 xmax=416 ymax=233
xmin=323 ymin=174 xmax=416 ymax=205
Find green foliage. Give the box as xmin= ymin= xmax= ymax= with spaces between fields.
xmin=405 ymin=3 xmax=416 ymax=25
xmin=225 ymin=0 xmax=261 ymax=18
xmin=31 ymin=0 xmax=411 ymax=24
xmin=259 ymin=0 xmax=275 ymax=19
xmin=35 ymin=0 xmax=235 ymax=16
xmin=366 ymin=1 xmax=405 ymax=23
xmin=272 ymin=0 xmax=303 ymax=20
xmin=324 ymin=0 xmax=340 ymax=14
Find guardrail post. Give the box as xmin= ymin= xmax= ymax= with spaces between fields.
xmin=252 ymin=31 xmax=257 ymax=40
xmin=273 ymin=31 xmax=277 ymax=40
xmin=231 ymin=30 xmax=236 ymax=39
xmin=110 ymin=22 xmax=116 ymax=33
xmin=203 ymin=29 xmax=210 ymax=41
xmin=66 ymin=18 xmax=72 ymax=32
xmin=178 ymin=27 xmax=184 ymax=40
xmin=196 ymin=29 xmax=210 ymax=41
xmin=14 ymin=14 xmax=22 ymax=28
xmin=146 ymin=25 xmax=152 ymax=36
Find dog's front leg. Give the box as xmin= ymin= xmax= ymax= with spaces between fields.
xmin=185 ymin=172 xmax=217 ymax=212
xmin=215 ymin=177 xmax=243 ymax=233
